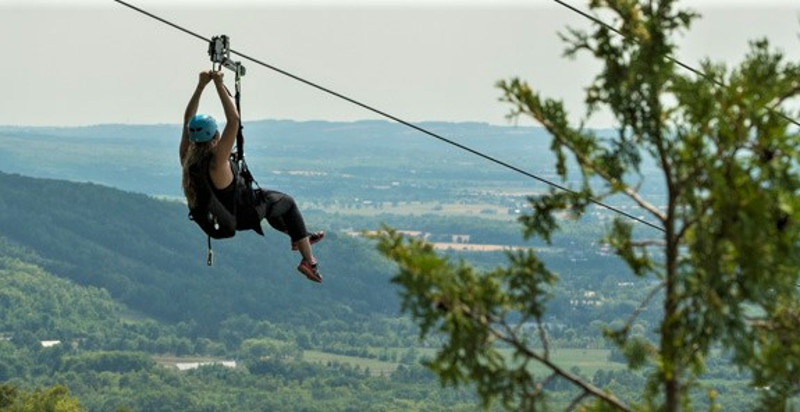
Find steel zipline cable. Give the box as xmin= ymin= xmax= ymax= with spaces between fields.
xmin=113 ymin=0 xmax=666 ymax=233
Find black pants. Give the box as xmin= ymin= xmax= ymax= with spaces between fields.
xmin=255 ymin=189 xmax=309 ymax=243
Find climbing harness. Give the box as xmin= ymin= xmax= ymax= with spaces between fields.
xmin=193 ymin=35 xmax=260 ymax=266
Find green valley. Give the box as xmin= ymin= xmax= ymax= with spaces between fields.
xmin=0 ymin=122 xmax=768 ymax=411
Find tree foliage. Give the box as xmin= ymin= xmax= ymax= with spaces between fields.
xmin=0 ymin=384 xmax=82 ymax=412
xmin=375 ymin=0 xmax=800 ymax=410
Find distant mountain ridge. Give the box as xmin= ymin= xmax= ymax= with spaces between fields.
xmin=0 ymin=120 xmax=554 ymax=198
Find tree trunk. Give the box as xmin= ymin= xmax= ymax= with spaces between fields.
xmin=662 ymin=191 xmax=680 ymax=412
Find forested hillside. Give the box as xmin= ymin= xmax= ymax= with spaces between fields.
xmin=0 ymin=246 xmax=481 ymax=411
xmin=0 ymin=171 xmax=398 ymax=334
xmin=0 ymin=255 xmax=121 ymax=348
xmin=0 ymin=171 xmax=489 ymax=410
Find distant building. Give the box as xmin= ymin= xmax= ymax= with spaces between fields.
xmin=396 ymin=230 xmax=431 ymax=240
xmin=451 ymin=234 xmax=471 ymax=243
xmin=175 ymin=361 xmax=237 ymax=371
xmin=40 ymin=340 xmax=61 ymax=348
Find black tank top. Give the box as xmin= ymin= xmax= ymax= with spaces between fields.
xmin=211 ymin=173 xmax=236 ymax=214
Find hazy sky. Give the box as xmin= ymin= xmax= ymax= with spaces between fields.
xmin=1 ymin=0 xmax=798 ymax=127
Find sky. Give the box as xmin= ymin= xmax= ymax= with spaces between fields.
xmin=1 ymin=0 xmax=798 ymax=127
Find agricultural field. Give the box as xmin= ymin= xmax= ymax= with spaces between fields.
xmin=305 ymin=200 xmax=521 ymax=221
xmin=303 ymin=348 xmax=626 ymax=379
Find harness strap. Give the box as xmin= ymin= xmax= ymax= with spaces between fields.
xmin=232 ymin=69 xmax=258 ymax=188
xmin=235 ymin=70 xmax=244 ymax=163
xmin=207 ymin=235 xmax=213 ymax=266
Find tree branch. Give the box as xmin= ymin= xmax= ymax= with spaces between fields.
xmin=615 ymin=281 xmax=666 ymax=341
xmin=440 ymin=300 xmax=630 ymax=410
xmin=531 ymin=372 xmax=559 ymax=398
xmin=631 ymin=239 xmax=666 ymax=248
xmin=534 ymin=112 xmax=667 ymax=224
xmin=768 ymin=80 xmax=800 ymax=110
xmin=567 ymin=391 xmax=591 ymax=411
xmin=538 ymin=319 xmax=551 ymax=360
xmin=489 ymin=315 xmax=630 ymax=411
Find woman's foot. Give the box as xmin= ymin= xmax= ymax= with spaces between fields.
xmin=297 ymin=259 xmax=322 ymax=283
xmin=292 ymin=231 xmax=325 ymax=251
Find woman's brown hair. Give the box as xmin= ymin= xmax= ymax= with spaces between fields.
xmin=181 ymin=141 xmax=214 ymax=208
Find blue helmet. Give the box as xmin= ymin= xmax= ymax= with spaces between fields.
xmin=187 ymin=114 xmax=218 ymax=143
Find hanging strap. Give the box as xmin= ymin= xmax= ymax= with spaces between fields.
xmin=206 ymin=235 xmax=213 ymax=266
xmin=232 ymin=67 xmax=256 ymax=187
xmin=234 ymin=68 xmax=244 ymax=163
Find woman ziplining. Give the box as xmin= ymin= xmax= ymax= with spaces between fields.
xmin=115 ymin=0 xmax=670 ymax=236
xmin=179 ymin=69 xmax=325 ymax=283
